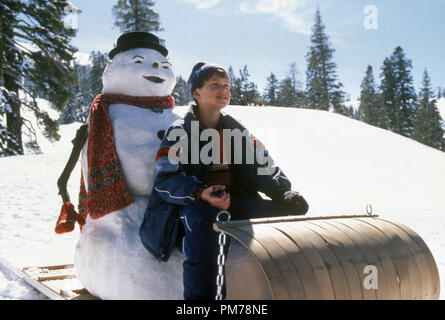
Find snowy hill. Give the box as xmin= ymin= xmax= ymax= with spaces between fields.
xmin=1 ymin=105 xmax=445 ymax=299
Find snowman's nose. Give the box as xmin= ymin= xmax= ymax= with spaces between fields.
xmin=152 ymin=63 xmax=159 ymax=69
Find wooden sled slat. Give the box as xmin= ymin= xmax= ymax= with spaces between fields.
xmin=22 ymin=264 xmax=97 ymax=300
xmin=37 ymin=274 xmax=77 ymax=282
xmin=23 ymin=264 xmax=74 ymax=271
xmin=0 ymin=257 xmax=97 ymax=300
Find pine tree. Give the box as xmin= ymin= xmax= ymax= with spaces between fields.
xmin=59 ymin=62 xmax=91 ymax=124
xmin=281 ymin=63 xmax=306 ymax=108
xmin=227 ymin=65 xmax=258 ymax=105
xmin=89 ymin=51 xmax=108 ymax=98
xmin=295 ymin=90 xmax=312 ymax=109
xmin=380 ymin=46 xmax=417 ymax=137
xmin=348 ymin=106 xmax=360 ymax=120
xmin=278 ymin=76 xmax=297 ymax=107
xmin=228 ymin=66 xmax=242 ymax=105
xmin=0 ymin=0 xmax=77 ymax=156
xmin=379 ymin=57 xmax=395 ymax=130
xmin=172 ymin=75 xmax=192 ymax=106
xmin=330 ymin=83 xmax=347 ymax=115
xmin=263 ymin=73 xmax=279 ymax=106
xmin=112 ymin=0 xmax=163 ymax=34
xmin=305 ymin=8 xmax=343 ymax=111
xmin=413 ymin=69 xmax=445 ymax=150
xmin=288 ymin=62 xmax=303 ymax=93
xmin=238 ymin=65 xmax=259 ymax=105
xmin=60 ymin=52 xmax=108 ymax=125
xmin=238 ymin=65 xmax=250 ymax=105
xmin=359 ymin=65 xmax=386 ymax=127
xmin=394 ymin=47 xmax=417 ymax=137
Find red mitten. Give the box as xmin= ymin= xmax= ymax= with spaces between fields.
xmin=55 ymin=202 xmax=86 ymax=234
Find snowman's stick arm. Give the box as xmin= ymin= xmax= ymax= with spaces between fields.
xmin=57 ymin=124 xmax=88 ymax=203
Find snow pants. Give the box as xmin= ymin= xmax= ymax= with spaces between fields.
xmin=179 ymin=197 xmax=294 ymax=300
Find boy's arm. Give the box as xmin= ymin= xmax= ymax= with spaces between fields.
xmin=253 ymin=154 xmax=292 ymax=201
xmin=244 ymin=135 xmax=292 ymax=201
xmin=246 ymin=137 xmax=308 ymax=214
xmin=224 ymin=115 xmax=291 ymax=201
xmin=152 ymin=125 xmax=205 ymax=206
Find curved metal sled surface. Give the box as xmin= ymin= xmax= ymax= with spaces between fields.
xmin=214 ymin=214 xmax=440 ymax=300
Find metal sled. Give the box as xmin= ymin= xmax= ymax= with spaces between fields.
xmin=215 ymin=214 xmax=440 ymax=300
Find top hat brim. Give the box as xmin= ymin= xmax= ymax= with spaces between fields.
xmin=108 ymin=41 xmax=168 ymax=59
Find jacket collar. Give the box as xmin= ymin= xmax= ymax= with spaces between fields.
xmin=183 ymin=104 xmax=245 ymax=133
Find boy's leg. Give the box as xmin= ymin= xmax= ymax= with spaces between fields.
xmin=179 ymin=201 xmax=229 ymax=300
xmin=229 ymin=197 xmax=294 ymax=220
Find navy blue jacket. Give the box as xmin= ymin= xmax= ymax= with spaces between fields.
xmin=139 ymin=106 xmax=291 ymax=262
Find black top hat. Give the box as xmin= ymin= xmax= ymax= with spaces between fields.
xmin=108 ymin=31 xmax=168 ymax=59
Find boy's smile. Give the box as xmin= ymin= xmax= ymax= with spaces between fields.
xmin=194 ymin=75 xmax=231 ymax=110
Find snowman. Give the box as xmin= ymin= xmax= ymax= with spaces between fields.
xmin=60 ymin=32 xmax=185 ymax=299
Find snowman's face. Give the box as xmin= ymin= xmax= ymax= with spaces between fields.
xmin=102 ymin=48 xmax=176 ymax=97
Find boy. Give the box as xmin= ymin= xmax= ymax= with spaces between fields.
xmin=140 ymin=62 xmax=308 ymax=300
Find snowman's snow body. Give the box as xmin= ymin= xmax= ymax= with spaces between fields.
xmin=74 ymin=48 xmax=184 ymax=299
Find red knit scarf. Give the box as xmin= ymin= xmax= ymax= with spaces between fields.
xmin=78 ymin=93 xmax=175 ymax=222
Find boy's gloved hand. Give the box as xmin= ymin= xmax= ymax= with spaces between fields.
xmin=282 ymin=191 xmax=309 ymax=215
xmin=201 ymin=185 xmax=231 ymax=210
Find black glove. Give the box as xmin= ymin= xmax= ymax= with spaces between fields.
xmin=282 ymin=190 xmax=309 ymax=215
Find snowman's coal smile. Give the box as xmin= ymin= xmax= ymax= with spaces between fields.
xmin=143 ymin=75 xmax=165 ymax=84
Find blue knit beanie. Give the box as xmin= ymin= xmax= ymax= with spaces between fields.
xmin=187 ymin=62 xmax=225 ymax=96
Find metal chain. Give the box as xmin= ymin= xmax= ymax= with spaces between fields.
xmin=215 ymin=210 xmax=231 ymax=301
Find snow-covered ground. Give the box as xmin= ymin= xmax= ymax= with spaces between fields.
xmin=1 ymin=103 xmax=445 ymax=300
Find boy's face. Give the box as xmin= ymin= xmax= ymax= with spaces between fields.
xmin=193 ymin=75 xmax=231 ymax=111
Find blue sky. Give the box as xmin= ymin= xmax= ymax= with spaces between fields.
xmin=68 ymin=0 xmax=445 ymax=99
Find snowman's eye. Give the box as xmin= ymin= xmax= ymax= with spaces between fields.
xmin=131 ymin=55 xmax=144 ymax=64
xmin=161 ymin=62 xmax=172 ymax=69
